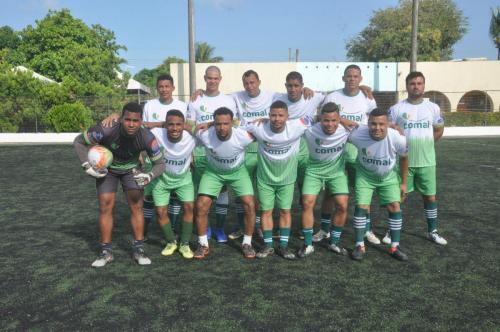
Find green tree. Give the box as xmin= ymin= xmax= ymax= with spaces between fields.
xmin=195 ymin=42 xmax=223 ymax=63
xmin=346 ymin=0 xmax=467 ymax=61
xmin=0 ymin=26 xmax=20 ymax=50
xmin=490 ymin=7 xmax=500 ymax=60
xmin=134 ymin=56 xmax=185 ymax=90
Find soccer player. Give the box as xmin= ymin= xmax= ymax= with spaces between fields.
xmin=74 ymin=102 xmax=166 ymax=267
xmin=188 ymin=66 xmax=237 ymax=243
xmin=299 ymin=102 xmax=350 ymax=257
xmin=386 ymin=71 xmax=447 ymax=245
xmin=348 ymin=108 xmax=409 ymax=261
xmin=246 ymin=100 xmax=312 ymax=260
xmin=150 ymin=110 xmax=195 ymax=259
xmin=315 ymin=64 xmax=380 ymax=245
xmin=193 ymin=107 xmax=257 ymax=259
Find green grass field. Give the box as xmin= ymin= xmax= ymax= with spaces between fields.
xmin=1 ymin=137 xmax=499 ymax=331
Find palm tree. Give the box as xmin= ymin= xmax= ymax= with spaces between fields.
xmin=195 ymin=42 xmax=223 ymax=63
xmin=490 ymin=7 xmax=500 ymax=60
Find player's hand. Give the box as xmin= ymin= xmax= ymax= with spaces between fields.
xmin=133 ymin=171 xmax=153 ymax=186
xmin=101 ymin=113 xmax=120 ymax=128
xmin=359 ymin=85 xmax=374 ymax=100
xmin=251 ymin=118 xmax=268 ymax=126
xmin=82 ymin=162 xmax=108 ymax=178
xmin=196 ymin=123 xmax=209 ymax=132
xmin=303 ymin=87 xmax=314 ymax=100
xmin=400 ymin=184 xmax=408 ymax=202
xmin=190 ymin=89 xmax=204 ymax=102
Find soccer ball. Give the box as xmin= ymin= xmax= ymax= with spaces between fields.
xmin=88 ymin=145 xmax=113 ymax=170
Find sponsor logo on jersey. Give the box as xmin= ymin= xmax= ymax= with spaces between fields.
xmin=166 ymin=157 xmax=187 ymax=166
xmin=211 ymin=155 xmax=239 ymax=165
xmin=240 ymin=102 xmax=247 ymax=110
xmin=243 ymin=110 xmax=267 ymax=119
xmin=341 ymin=113 xmax=363 ymax=122
xmin=361 ymin=148 xmax=390 ymax=166
xmin=153 ymin=113 xmax=159 ymax=120
xmin=110 ymin=142 xmax=118 ymax=150
xmin=200 ymin=114 xmax=214 ymax=122
xmin=403 ymin=120 xmax=431 ymax=129
xmin=315 ymin=143 xmax=345 ymax=154
xmin=262 ymin=141 xmax=292 ymax=155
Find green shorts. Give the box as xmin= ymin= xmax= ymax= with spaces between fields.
xmin=198 ymin=165 xmax=254 ymax=198
xmin=257 ymin=181 xmax=295 ymax=210
xmin=407 ymin=166 xmax=436 ymax=196
xmin=302 ymin=172 xmax=349 ymax=196
xmin=297 ymin=138 xmax=309 ymax=183
xmin=193 ymin=155 xmax=207 ymax=189
xmin=355 ymin=166 xmax=400 ymax=206
xmin=151 ymin=171 xmax=194 ymax=206
xmin=344 ymin=142 xmax=358 ymax=164
xmin=245 ymin=151 xmax=258 ymax=178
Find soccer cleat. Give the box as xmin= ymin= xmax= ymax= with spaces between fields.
xmin=242 ymin=244 xmax=256 ymax=259
xmin=351 ymin=245 xmax=366 ymax=261
xmin=161 ymin=242 xmax=178 ymax=256
xmin=228 ymin=229 xmax=244 ymax=240
xmin=327 ymin=243 xmax=348 ymax=256
xmin=215 ymin=227 xmax=228 ymax=243
xmin=193 ymin=245 xmax=209 ymax=260
xmin=206 ymin=226 xmax=212 ymax=240
xmin=256 ymin=246 xmax=275 ymax=259
xmin=427 ymin=231 xmax=448 ymax=245
xmin=389 ymin=246 xmax=408 ymax=261
xmin=277 ymin=246 xmax=296 ymax=260
xmin=178 ymin=244 xmax=194 ymax=259
xmin=364 ymin=230 xmax=381 ymax=245
xmin=382 ymin=230 xmax=392 ymax=245
xmin=91 ymin=249 xmax=113 ymax=268
xmin=297 ymin=244 xmax=315 ymax=258
xmin=312 ymin=229 xmax=330 ymax=243
xmin=133 ymin=247 xmax=152 ymax=266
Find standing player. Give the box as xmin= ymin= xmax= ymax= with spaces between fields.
xmin=246 ymin=101 xmax=312 ymax=260
xmin=188 ymin=66 xmax=237 ymax=243
xmin=348 ymin=108 xmax=409 ymax=261
xmin=193 ymin=107 xmax=257 ymax=259
xmin=314 ymin=64 xmax=379 ymax=245
xmin=74 ymin=102 xmax=166 ymax=267
xmin=150 ymin=110 xmax=196 ymax=259
xmin=386 ymin=71 xmax=447 ymax=245
xmin=299 ymin=102 xmax=350 ymax=257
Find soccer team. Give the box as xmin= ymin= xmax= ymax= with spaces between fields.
xmin=73 ymin=64 xmax=447 ymax=268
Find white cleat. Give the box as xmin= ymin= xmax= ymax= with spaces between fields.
xmin=364 ymin=230 xmax=381 ymax=245
xmin=428 ymin=231 xmax=448 ymax=245
xmin=382 ymin=230 xmax=392 ymax=245
xmin=91 ymin=250 xmax=113 ymax=268
xmin=312 ymin=229 xmax=330 ymax=243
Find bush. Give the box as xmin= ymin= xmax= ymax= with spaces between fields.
xmin=43 ymin=102 xmax=93 ymax=132
xmin=444 ymin=111 xmax=500 ymax=126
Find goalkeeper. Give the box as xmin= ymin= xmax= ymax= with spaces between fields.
xmin=74 ymin=102 xmax=166 ymax=268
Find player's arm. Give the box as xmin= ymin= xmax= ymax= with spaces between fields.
xmin=134 ymin=137 xmax=166 ymax=186
xmin=101 ymin=113 xmax=120 ymax=128
xmin=399 ymin=154 xmax=409 ymax=202
xmin=339 ymin=117 xmax=358 ymax=131
xmin=433 ymin=126 xmax=444 ymax=142
xmin=190 ymin=89 xmax=204 ymax=102
xmin=143 ymin=121 xmax=165 ymax=130
xmin=359 ymin=85 xmax=374 ymax=100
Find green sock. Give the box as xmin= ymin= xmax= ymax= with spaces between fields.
xmin=365 ymin=212 xmax=372 ymax=232
xmin=180 ymin=221 xmax=193 ymax=244
xmin=330 ymin=225 xmax=343 ymax=244
xmin=279 ymin=227 xmax=291 ymax=249
xmin=388 ymin=211 xmax=403 ymax=244
xmin=424 ymin=201 xmax=438 ymax=232
xmin=255 ymin=213 xmax=261 ymax=230
xmin=235 ymin=199 xmax=245 ymax=230
xmin=320 ymin=213 xmax=331 ymax=232
xmin=161 ymin=223 xmax=176 ymax=243
xmin=263 ymin=230 xmax=273 ymax=248
xmin=303 ymin=228 xmax=313 ymax=246
xmin=353 ymin=207 xmax=367 ymax=245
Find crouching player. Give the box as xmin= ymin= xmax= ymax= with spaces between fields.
xmin=299 ymin=102 xmax=350 ymax=257
xmin=74 ymin=102 xmax=166 ymax=267
xmin=348 ymin=108 xmax=409 ymax=261
xmin=150 ymin=110 xmax=195 ymax=259
xmin=194 ymin=107 xmax=257 ymax=259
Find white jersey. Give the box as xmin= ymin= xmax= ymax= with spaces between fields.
xmin=142 ymin=99 xmax=188 ymax=138
xmin=154 ymin=129 xmax=195 ymax=176
xmin=233 ymin=90 xmax=274 ymax=126
xmin=349 ymin=125 xmax=407 ymax=178
xmin=187 ymin=93 xmax=237 ymax=125
xmin=196 ymin=127 xmax=254 ymax=172
xmin=389 ymin=99 xmax=443 ymax=167
xmin=304 ymin=123 xmax=350 ymax=162
xmin=273 ymin=93 xmax=325 ymax=119
xmin=323 ymin=89 xmax=377 ymax=125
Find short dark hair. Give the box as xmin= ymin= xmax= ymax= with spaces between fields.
xmin=285 ymin=71 xmax=303 ymax=84
xmin=270 ymin=100 xmax=288 ymax=111
xmin=205 ymin=65 xmax=221 ymax=76
xmin=156 ymin=74 xmax=174 ymax=86
xmin=321 ymin=102 xmax=339 ymax=114
xmin=214 ymin=107 xmax=234 ymax=120
xmin=406 ymin=71 xmax=425 ymax=85
xmin=242 ymin=70 xmax=259 ymax=81
xmin=166 ymin=109 xmax=185 ymax=121
xmin=344 ymin=64 xmax=361 ymax=76
xmin=122 ymin=102 xmax=143 ymax=116
xmin=369 ymin=108 xmax=388 ymax=118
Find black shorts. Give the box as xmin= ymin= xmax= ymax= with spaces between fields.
xmin=96 ymin=169 xmax=142 ymax=194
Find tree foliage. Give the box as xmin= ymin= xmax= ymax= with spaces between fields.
xmin=44 ymin=101 xmax=93 ymax=132
xmin=195 ymin=42 xmax=223 ymax=63
xmin=490 ymin=7 xmax=500 ymax=60
xmin=134 ymin=56 xmax=185 ymax=90
xmin=346 ymin=0 xmax=468 ymax=62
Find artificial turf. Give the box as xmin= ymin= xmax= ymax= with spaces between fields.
xmin=0 ymin=137 xmax=499 ymax=331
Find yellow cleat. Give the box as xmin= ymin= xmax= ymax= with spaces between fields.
xmin=179 ymin=244 xmax=194 ymax=259
xmin=161 ymin=242 xmax=178 ymax=256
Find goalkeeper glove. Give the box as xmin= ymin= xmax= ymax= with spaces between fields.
xmin=82 ymin=162 xmax=108 ymax=178
xmin=133 ymin=171 xmax=153 ymax=186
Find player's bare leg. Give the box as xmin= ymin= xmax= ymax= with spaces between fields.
xmin=239 ymin=195 xmax=256 ymax=259
xmin=126 ymin=189 xmax=151 ymax=265
xmin=194 ymin=195 xmax=213 ymax=259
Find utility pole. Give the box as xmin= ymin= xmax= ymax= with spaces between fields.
xmin=288 ymin=48 xmax=292 ymax=62
xmin=295 ymin=48 xmax=299 ymax=62
xmin=188 ymin=0 xmax=196 ymax=95
xmin=410 ymin=0 xmax=419 ymax=72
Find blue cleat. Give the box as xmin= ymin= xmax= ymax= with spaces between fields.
xmin=215 ymin=227 xmax=228 ymax=243
xmin=206 ymin=226 xmax=212 ymax=240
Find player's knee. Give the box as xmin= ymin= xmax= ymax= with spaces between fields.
xmin=196 ymin=196 xmax=211 ymax=214
xmin=183 ymin=202 xmax=194 ymax=215
xmin=302 ymin=196 xmax=316 ymax=209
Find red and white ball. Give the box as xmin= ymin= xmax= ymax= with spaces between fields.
xmin=88 ymin=145 xmax=113 ymax=170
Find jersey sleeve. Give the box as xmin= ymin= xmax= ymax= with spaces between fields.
xmin=391 ymin=129 xmax=408 ymax=157
xmin=236 ymin=128 xmax=255 ymax=147
xmin=388 ymin=105 xmax=398 ymax=124
xmin=186 ymin=102 xmax=196 ymax=122
xmin=83 ymin=124 xmax=106 ymax=145
xmin=142 ymin=102 xmax=151 ymax=122
xmin=432 ymin=103 xmax=444 ymax=128
xmin=144 ymin=132 xmax=164 ymax=163
xmin=367 ymin=97 xmax=377 ymax=113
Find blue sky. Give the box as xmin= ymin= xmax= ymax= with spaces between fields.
xmin=1 ymin=0 xmax=499 ymax=75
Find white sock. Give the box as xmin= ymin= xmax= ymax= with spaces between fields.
xmin=242 ymin=234 xmax=252 ymax=246
xmin=198 ymin=235 xmax=209 ymax=247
